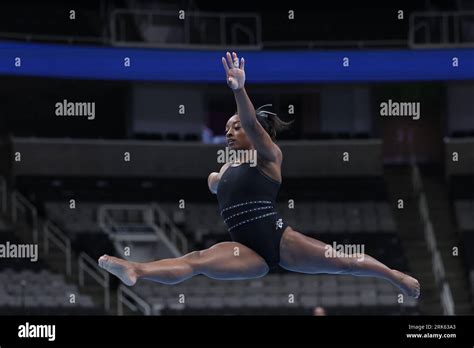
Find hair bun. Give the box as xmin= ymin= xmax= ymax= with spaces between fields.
xmin=256 ymin=104 xmax=277 ymax=119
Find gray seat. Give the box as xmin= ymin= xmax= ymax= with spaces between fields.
xmin=205 ymin=296 xmax=225 ymax=309
xmin=260 ymin=295 xmax=280 ymax=307
xmin=340 ymin=294 xmax=359 ymax=306
xmin=186 ymin=296 xmax=207 ymax=309
xmin=8 ymin=297 xmax=22 ymax=307
xmin=315 ymin=202 xmax=330 ymax=233
xmin=359 ymin=292 xmax=377 ymax=306
xmin=328 ymin=203 xmax=346 ymax=233
xmin=361 ymin=201 xmax=378 ymax=232
xmin=0 ymin=296 xmax=11 ymax=306
xmin=223 ymin=295 xmax=242 ymax=308
xmin=301 ymin=294 xmax=320 ymax=307
xmin=345 ymin=202 xmax=363 ymax=233
xmin=320 ymin=295 xmax=339 ymax=306
xmin=377 ymin=294 xmax=397 ymax=306
xmin=242 ymin=295 xmax=263 ymax=307
xmin=339 ymin=284 xmax=358 ymax=294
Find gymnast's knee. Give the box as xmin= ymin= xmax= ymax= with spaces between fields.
xmin=182 ymin=250 xmax=204 ymax=273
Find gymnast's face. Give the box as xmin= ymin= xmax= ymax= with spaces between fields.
xmin=225 ymin=114 xmax=252 ymax=150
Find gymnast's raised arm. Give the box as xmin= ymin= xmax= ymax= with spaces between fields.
xmin=221 ymin=51 xmax=281 ymax=163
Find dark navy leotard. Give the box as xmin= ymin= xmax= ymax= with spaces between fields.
xmin=216 ymin=162 xmax=288 ymax=271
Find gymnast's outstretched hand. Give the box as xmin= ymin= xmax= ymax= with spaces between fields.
xmin=222 ymin=51 xmax=245 ymax=91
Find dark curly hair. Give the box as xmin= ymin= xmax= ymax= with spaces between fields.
xmin=234 ymin=104 xmax=293 ymax=140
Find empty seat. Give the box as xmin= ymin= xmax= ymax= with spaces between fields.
xmin=223 ymin=296 xmax=242 ymax=308
xmin=186 ymin=296 xmax=207 ymax=309
xmin=301 ymin=295 xmax=320 ymax=307
xmin=345 ymin=202 xmax=363 ymax=233
xmin=328 ymin=203 xmax=346 ymax=233
xmin=338 ymin=284 xmax=358 ymax=294
xmin=359 ymin=292 xmax=377 ymax=306
xmin=260 ymin=295 xmax=280 ymax=307
xmin=377 ymin=294 xmax=397 ymax=306
xmin=320 ymin=295 xmax=339 ymax=306
xmin=339 ymin=294 xmax=359 ymax=306
xmin=315 ymin=202 xmax=330 ymax=233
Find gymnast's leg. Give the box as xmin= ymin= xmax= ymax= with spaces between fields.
xmin=278 ymin=227 xmax=420 ymax=298
xmin=98 ymin=241 xmax=269 ymax=286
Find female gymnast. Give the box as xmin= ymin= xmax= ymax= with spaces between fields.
xmin=98 ymin=52 xmax=420 ymax=299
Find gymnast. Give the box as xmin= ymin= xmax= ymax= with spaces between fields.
xmin=99 ymin=51 xmax=420 ymax=299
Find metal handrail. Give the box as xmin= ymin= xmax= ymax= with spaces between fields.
xmin=43 ymin=221 xmax=72 ymax=276
xmin=410 ymin=22 xmax=430 ymax=46
xmin=411 ymin=162 xmax=455 ymax=315
xmin=152 ymin=203 xmax=188 ymax=255
xmin=409 ymin=10 xmax=474 ymax=48
xmin=117 ymin=284 xmax=151 ymax=316
xmin=98 ymin=206 xmax=122 ymax=235
xmin=231 ymin=23 xmax=255 ymax=47
xmin=264 ymin=39 xmax=406 ymax=49
xmin=11 ymin=191 xmax=39 ymax=244
xmin=110 ymin=8 xmax=261 ymax=49
xmin=98 ymin=203 xmax=187 ymax=257
xmin=78 ymin=252 xmax=110 ymax=311
xmin=0 ymin=31 xmax=106 ymax=44
xmin=441 ymin=283 xmax=455 ymax=315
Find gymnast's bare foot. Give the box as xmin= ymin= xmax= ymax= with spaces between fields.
xmin=391 ymin=269 xmax=420 ymax=299
xmin=98 ymin=254 xmax=138 ymax=286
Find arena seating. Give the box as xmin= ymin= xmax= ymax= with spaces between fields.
xmin=0 ymin=231 xmax=96 ymax=314
xmin=132 ymin=273 xmax=418 ymax=315
xmin=32 ymin=175 xmax=416 ymax=315
xmin=159 ymin=200 xmax=396 ymax=236
xmin=0 ymin=269 xmax=95 ymax=312
xmin=450 ymin=175 xmax=474 ymax=309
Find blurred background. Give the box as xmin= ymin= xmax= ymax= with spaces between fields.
xmin=0 ymin=0 xmax=473 ymax=316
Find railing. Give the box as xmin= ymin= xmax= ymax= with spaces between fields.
xmin=0 ymin=176 xmax=7 ymax=215
xmin=110 ymin=9 xmax=262 ymax=49
xmin=152 ymin=203 xmax=188 ymax=255
xmin=43 ymin=221 xmax=72 ymax=276
xmin=11 ymin=191 xmax=39 ymax=244
xmin=78 ymin=252 xmax=110 ymax=311
xmin=0 ymin=31 xmax=106 ymax=44
xmin=97 ymin=205 xmax=122 ymax=235
xmin=9 ymin=10 xmax=473 ymax=50
xmin=409 ymin=11 xmax=474 ymax=48
xmin=98 ymin=203 xmax=187 ymax=257
xmin=98 ymin=203 xmax=158 ymax=241
xmin=117 ymin=284 xmax=151 ymax=316
xmin=411 ymin=161 xmax=455 ymax=315
xmin=6 ymin=183 xmax=106 ymax=313
xmin=264 ymin=39 xmax=406 ymax=50
xmin=441 ymin=283 xmax=455 ymax=316
xmin=0 ymin=30 xmax=408 ymax=50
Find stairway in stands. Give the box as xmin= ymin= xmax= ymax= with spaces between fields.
xmin=3 ymin=214 xmax=109 ymax=314
xmin=384 ymin=165 xmax=442 ymax=314
xmin=421 ymin=167 xmax=472 ymax=315
xmin=0 ymin=214 xmax=101 ymax=313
